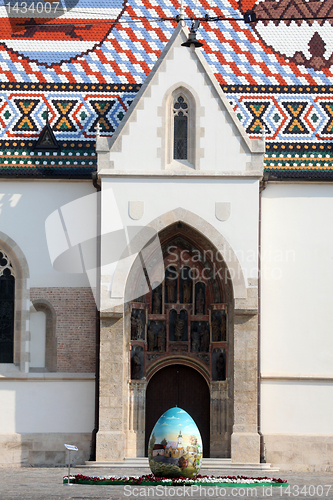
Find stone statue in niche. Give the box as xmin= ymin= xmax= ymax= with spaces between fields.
xmin=166 ymin=273 xmax=176 ymax=303
xmin=157 ymin=325 xmax=166 ymax=352
xmin=174 ymin=314 xmax=185 ymax=341
xmin=152 ymin=288 xmax=161 ymax=314
xmin=221 ymin=312 xmax=227 ymax=341
xmin=216 ymin=351 xmax=226 ymax=380
xmin=182 ymin=281 xmax=191 ymax=304
xmin=137 ymin=313 xmax=144 ymax=340
xmin=147 ymin=324 xmax=156 ymax=351
xmin=131 ymin=349 xmax=142 ymax=379
xmin=196 ymin=286 xmax=205 ymax=315
xmin=199 ymin=323 xmax=210 ymax=352
xmin=131 ymin=311 xmax=138 ymax=340
xmin=191 ymin=326 xmax=200 ymax=352
xmin=211 ymin=314 xmax=221 ymax=342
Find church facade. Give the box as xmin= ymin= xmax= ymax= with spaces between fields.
xmin=0 ymin=0 xmax=333 ymax=472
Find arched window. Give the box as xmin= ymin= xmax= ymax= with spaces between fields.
xmin=31 ymin=300 xmax=57 ymax=372
xmin=173 ymin=95 xmax=189 ymax=160
xmin=0 ymin=250 xmax=15 ymax=363
xmin=30 ymin=310 xmax=46 ymax=369
xmin=161 ymin=86 xmax=198 ymax=168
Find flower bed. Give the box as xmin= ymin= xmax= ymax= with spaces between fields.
xmin=63 ymin=473 xmax=288 ymax=487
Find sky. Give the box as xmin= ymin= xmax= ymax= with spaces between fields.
xmin=152 ymin=407 xmax=202 ymax=446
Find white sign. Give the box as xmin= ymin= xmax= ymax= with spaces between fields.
xmin=64 ymin=444 xmax=78 ymax=451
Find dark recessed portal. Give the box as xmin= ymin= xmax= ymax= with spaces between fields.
xmin=145 ymin=364 xmax=210 ymax=457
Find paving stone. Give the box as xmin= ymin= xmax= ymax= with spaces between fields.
xmin=0 ymin=466 xmax=333 ymax=500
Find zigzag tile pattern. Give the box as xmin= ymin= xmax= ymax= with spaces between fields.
xmin=224 ymin=86 xmax=333 ymax=142
xmin=0 ymin=0 xmax=333 ymax=85
xmin=0 ymin=0 xmax=333 ymax=178
xmin=0 ymin=85 xmax=138 ymax=139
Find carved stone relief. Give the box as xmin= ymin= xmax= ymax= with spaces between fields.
xmin=147 ymin=321 xmax=166 ymax=352
xmin=211 ymin=310 xmax=227 ymax=342
xmin=191 ymin=321 xmax=209 ymax=352
xmin=212 ymin=348 xmax=226 ymax=381
xmin=195 ymin=283 xmax=205 ymax=315
xmin=131 ymin=308 xmax=145 ymax=341
xmin=131 ymin=346 xmax=144 ymax=380
xmin=169 ymin=309 xmax=188 ymax=342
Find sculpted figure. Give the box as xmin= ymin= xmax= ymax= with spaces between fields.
xmin=221 ymin=313 xmax=227 ymax=341
xmin=166 ymin=273 xmax=176 ymax=303
xmin=191 ymin=327 xmax=200 ymax=352
xmin=199 ymin=323 xmax=210 ymax=352
xmin=216 ymin=351 xmax=225 ymax=380
xmin=211 ymin=315 xmax=221 ymax=342
xmin=131 ymin=351 xmax=141 ymax=379
xmin=136 ymin=313 xmax=144 ymax=340
xmin=131 ymin=312 xmax=138 ymax=340
xmin=196 ymin=286 xmax=204 ymax=315
xmin=174 ymin=315 xmax=185 ymax=341
xmin=157 ymin=325 xmax=166 ymax=352
xmin=147 ymin=324 xmax=156 ymax=351
xmin=152 ymin=288 xmax=161 ymax=314
xmin=182 ymin=281 xmax=191 ymax=304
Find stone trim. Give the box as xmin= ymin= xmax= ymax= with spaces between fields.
xmin=146 ymin=208 xmax=248 ymax=302
xmin=0 ymin=432 xmax=91 ymax=467
xmin=98 ymin=170 xmax=264 ymax=178
xmin=32 ymin=299 xmax=57 ymax=372
xmin=231 ymin=312 xmax=260 ymax=463
xmin=159 ymin=83 xmax=204 ymax=170
xmin=263 ymin=433 xmax=333 ymax=472
xmin=261 ymin=373 xmax=333 ymax=381
xmin=0 ymin=373 xmax=94 ymax=380
xmin=96 ymin=316 xmax=126 ymax=461
xmin=0 ymin=232 xmax=30 ymax=373
xmin=146 ymin=355 xmax=210 ymax=386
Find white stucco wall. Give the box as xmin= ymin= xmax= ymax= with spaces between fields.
xmin=101 ymin=177 xmax=260 ymax=284
xmin=0 ymin=380 xmax=94 ymax=433
xmin=261 ymin=380 xmax=333 ymax=434
xmin=0 ymin=180 xmax=96 ymax=287
xmin=107 ymin=30 xmax=254 ymax=173
xmin=261 ymin=182 xmax=333 ymax=434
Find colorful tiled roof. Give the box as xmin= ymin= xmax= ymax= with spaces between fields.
xmin=0 ymin=0 xmax=333 ymax=178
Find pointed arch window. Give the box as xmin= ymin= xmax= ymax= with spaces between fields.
xmin=173 ymin=96 xmax=188 ymax=160
xmin=0 ymin=250 xmax=15 ymax=363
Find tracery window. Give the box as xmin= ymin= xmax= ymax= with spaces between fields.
xmin=173 ymin=96 xmax=188 ymax=160
xmin=0 ymin=250 xmax=15 ymax=363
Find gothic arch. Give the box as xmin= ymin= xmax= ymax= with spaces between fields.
xmin=146 ymin=355 xmax=210 ymax=386
xmin=121 ymin=207 xmax=247 ymax=306
xmin=126 ymin=214 xmax=235 ymax=458
xmin=151 ymin=208 xmax=246 ymax=299
xmin=160 ymin=82 xmax=203 ymax=170
xmin=0 ymin=232 xmax=30 ymax=370
xmin=32 ymin=299 xmax=57 ymax=372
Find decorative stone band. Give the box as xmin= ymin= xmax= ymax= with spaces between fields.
xmin=261 ymin=373 xmax=333 ymax=382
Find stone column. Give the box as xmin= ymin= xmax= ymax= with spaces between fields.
xmin=126 ymin=380 xmax=147 ymax=457
xmin=96 ymin=314 xmax=126 ymax=461
xmin=210 ymin=380 xmax=230 ymax=458
xmin=231 ymin=312 xmax=260 ymax=463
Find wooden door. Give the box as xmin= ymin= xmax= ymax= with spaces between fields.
xmin=145 ymin=364 xmax=210 ymax=457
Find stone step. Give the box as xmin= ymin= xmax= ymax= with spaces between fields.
xmin=82 ymin=458 xmax=278 ymax=471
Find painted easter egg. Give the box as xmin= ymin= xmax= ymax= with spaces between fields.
xmin=148 ymin=407 xmax=203 ymax=478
